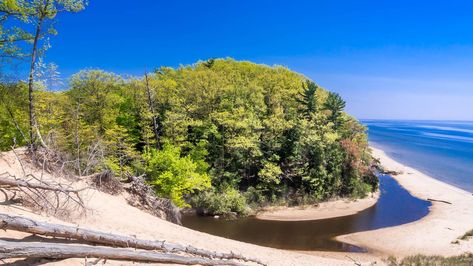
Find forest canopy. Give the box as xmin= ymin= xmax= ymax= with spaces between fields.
xmin=0 ymin=58 xmax=377 ymax=214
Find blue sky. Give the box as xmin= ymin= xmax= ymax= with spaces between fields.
xmin=45 ymin=0 xmax=473 ymax=120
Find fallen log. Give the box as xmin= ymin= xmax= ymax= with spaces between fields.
xmin=0 ymin=240 xmax=247 ymax=266
xmin=0 ymin=213 xmax=265 ymax=266
xmin=427 ymin=198 xmax=452 ymax=205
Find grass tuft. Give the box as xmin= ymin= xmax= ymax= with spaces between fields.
xmin=386 ymin=253 xmax=473 ymax=266
xmin=459 ymin=229 xmax=473 ymax=240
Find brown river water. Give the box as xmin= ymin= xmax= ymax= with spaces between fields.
xmin=182 ymin=174 xmax=431 ymax=252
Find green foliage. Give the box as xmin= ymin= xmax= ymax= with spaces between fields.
xmin=0 ymin=82 xmax=28 ymax=149
xmin=0 ymin=0 xmax=87 ymax=59
xmin=298 ymin=80 xmax=319 ymax=118
xmin=324 ymin=92 xmax=346 ymax=128
xmin=143 ymin=143 xmax=211 ymax=207
xmin=0 ymin=58 xmax=377 ymax=211
xmin=190 ymin=187 xmax=248 ymax=215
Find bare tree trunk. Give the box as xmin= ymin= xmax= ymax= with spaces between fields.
xmin=0 ymin=213 xmax=265 ymax=266
xmin=27 ymin=17 xmax=43 ymax=149
xmin=0 ymin=240 xmax=248 ymax=266
xmin=27 ymin=0 xmax=51 ymax=151
xmin=144 ymin=71 xmax=160 ymax=149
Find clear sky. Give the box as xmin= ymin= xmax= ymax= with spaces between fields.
xmin=45 ymin=0 xmax=473 ymax=120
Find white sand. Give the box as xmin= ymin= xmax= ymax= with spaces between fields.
xmin=256 ymin=192 xmax=379 ymax=221
xmin=337 ymin=147 xmax=473 ymax=257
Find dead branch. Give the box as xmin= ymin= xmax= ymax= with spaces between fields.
xmin=427 ymin=198 xmax=452 ymax=205
xmin=87 ymin=170 xmax=123 ymax=195
xmin=0 ymin=240 xmax=248 ymax=266
xmin=0 ymin=213 xmax=265 ymax=266
xmin=345 ymin=255 xmax=361 ymax=266
xmin=0 ymin=173 xmax=87 ymax=218
xmin=0 ymin=176 xmax=87 ymax=194
xmin=124 ymin=174 xmax=181 ymax=224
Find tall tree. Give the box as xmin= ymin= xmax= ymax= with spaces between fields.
xmin=298 ymin=80 xmax=319 ymax=119
xmin=324 ymin=92 xmax=346 ymax=127
xmin=144 ymin=71 xmax=160 ymax=149
xmin=1 ymin=0 xmax=86 ymax=149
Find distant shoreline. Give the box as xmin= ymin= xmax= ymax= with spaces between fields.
xmin=337 ymin=146 xmax=473 ymax=257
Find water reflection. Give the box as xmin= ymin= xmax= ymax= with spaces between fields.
xmin=182 ymin=175 xmax=431 ymax=252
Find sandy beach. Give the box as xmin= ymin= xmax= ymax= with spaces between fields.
xmin=337 ymin=147 xmax=473 ymax=257
xmin=256 ymin=192 xmax=379 ymax=221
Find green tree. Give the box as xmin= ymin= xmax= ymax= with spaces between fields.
xmin=298 ymin=80 xmax=319 ymax=119
xmin=1 ymin=0 xmax=87 ymax=148
xmin=324 ymin=92 xmax=346 ymax=128
xmin=143 ymin=143 xmax=211 ymax=207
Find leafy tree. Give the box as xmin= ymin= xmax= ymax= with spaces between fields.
xmin=142 ymin=143 xmax=211 ymax=207
xmin=0 ymin=0 xmax=87 ymax=148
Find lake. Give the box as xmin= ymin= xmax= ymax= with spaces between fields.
xmin=363 ymin=120 xmax=473 ymax=192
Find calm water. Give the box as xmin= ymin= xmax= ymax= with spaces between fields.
xmin=182 ymin=175 xmax=431 ymax=252
xmin=363 ymin=120 xmax=473 ymax=192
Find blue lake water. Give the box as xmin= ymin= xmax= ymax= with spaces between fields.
xmin=363 ymin=120 xmax=473 ymax=193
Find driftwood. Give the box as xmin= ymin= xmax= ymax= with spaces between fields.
xmin=380 ymin=170 xmax=402 ymax=176
xmin=427 ymin=198 xmax=452 ymax=205
xmin=0 ymin=240 xmax=247 ymax=266
xmin=0 ymin=213 xmax=265 ymax=266
xmin=345 ymin=255 xmax=361 ymax=266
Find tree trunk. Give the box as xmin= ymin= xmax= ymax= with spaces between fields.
xmin=27 ymin=17 xmax=43 ymax=149
xmin=0 ymin=213 xmax=265 ymax=266
xmin=0 ymin=240 xmax=247 ymax=266
xmin=144 ymin=72 xmax=160 ymax=149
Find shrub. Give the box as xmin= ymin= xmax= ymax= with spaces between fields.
xmin=460 ymin=229 xmax=473 ymax=240
xmin=191 ymin=187 xmax=248 ymax=216
xmin=386 ymin=253 xmax=473 ymax=266
xmin=350 ymin=179 xmax=372 ymax=198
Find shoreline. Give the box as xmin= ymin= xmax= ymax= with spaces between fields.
xmin=255 ymin=192 xmax=379 ymax=221
xmin=336 ymin=146 xmax=473 ymax=257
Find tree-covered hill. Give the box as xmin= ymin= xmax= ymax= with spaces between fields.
xmin=0 ymin=59 xmax=377 ymax=214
